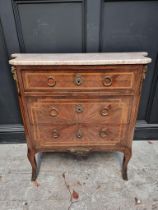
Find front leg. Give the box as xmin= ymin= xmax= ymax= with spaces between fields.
xmin=27 ymin=148 xmax=37 ymax=181
xmin=122 ymin=148 xmax=132 ymax=180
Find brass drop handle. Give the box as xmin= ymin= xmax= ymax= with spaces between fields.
xmin=48 ymin=76 xmax=56 ymax=87
xmin=103 ymin=76 xmax=112 ymax=87
xmin=75 ymin=104 xmax=84 ymax=113
xmin=52 ymin=129 xmax=60 ymax=138
xmin=99 ymin=128 xmax=108 ymax=138
xmin=50 ymin=107 xmax=58 ymax=117
xmin=74 ymin=74 xmax=83 ymax=86
xmin=76 ymin=129 xmax=83 ymax=139
xmin=100 ymin=107 xmax=109 ymax=116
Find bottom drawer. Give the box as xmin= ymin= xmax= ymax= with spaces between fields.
xmin=32 ymin=124 xmax=126 ymax=147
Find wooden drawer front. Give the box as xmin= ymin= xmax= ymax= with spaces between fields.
xmin=22 ymin=70 xmax=134 ymax=91
xmin=27 ymin=97 xmax=132 ymax=125
xmin=33 ymin=124 xmax=125 ymax=147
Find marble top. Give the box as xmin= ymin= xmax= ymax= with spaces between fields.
xmin=9 ymin=52 xmax=151 ymax=65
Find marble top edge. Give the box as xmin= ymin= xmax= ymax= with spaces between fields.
xmin=9 ymin=52 xmax=152 ymax=65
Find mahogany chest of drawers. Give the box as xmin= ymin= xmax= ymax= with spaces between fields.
xmin=9 ymin=53 xmax=151 ymax=181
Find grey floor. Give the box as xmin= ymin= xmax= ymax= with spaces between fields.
xmin=0 ymin=141 xmax=158 ymax=210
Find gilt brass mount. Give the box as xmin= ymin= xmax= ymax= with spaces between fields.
xmin=11 ymin=66 xmax=19 ymax=93
xmin=143 ymin=65 xmax=148 ymax=79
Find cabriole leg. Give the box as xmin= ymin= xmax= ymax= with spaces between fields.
xmin=27 ymin=148 xmax=37 ymax=181
xmin=122 ymin=148 xmax=132 ymax=180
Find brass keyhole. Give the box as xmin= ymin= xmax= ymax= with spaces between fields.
xmin=75 ymin=104 xmax=84 ymax=113
xmin=76 ymin=78 xmax=81 ymax=85
xmin=76 ymin=129 xmax=83 ymax=139
xmin=74 ymin=74 xmax=83 ymax=86
xmin=52 ymin=129 xmax=60 ymax=138
xmin=99 ymin=128 xmax=108 ymax=138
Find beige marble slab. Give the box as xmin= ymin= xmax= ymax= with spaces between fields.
xmin=9 ymin=52 xmax=151 ymax=65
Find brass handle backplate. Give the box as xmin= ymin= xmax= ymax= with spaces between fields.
xmin=50 ymin=107 xmax=58 ymax=117
xmin=100 ymin=107 xmax=109 ymax=116
xmin=52 ymin=129 xmax=60 ymax=138
xmin=74 ymin=74 xmax=83 ymax=86
xmin=99 ymin=128 xmax=108 ymax=138
xmin=48 ymin=76 xmax=56 ymax=87
xmin=103 ymin=76 xmax=112 ymax=87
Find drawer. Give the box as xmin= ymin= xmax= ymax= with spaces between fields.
xmin=27 ymin=97 xmax=132 ymax=125
xmin=33 ymin=124 xmax=126 ymax=147
xmin=22 ymin=70 xmax=135 ymax=92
